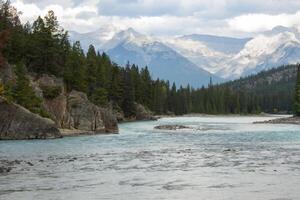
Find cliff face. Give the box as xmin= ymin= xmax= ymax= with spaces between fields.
xmin=0 ymin=96 xmax=61 ymax=140
xmin=67 ymin=90 xmax=116 ymax=133
xmin=32 ymin=75 xmax=119 ymax=134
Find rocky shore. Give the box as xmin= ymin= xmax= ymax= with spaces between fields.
xmin=0 ymin=96 xmax=62 ymax=140
xmin=0 ymin=64 xmax=159 ymax=140
xmin=254 ymin=116 xmax=300 ymax=125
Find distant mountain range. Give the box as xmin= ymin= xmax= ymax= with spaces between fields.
xmin=69 ymin=25 xmax=300 ymax=87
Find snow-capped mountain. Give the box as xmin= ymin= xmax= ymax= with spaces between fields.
xmin=164 ymin=37 xmax=232 ymax=74
xmin=70 ymin=25 xmax=300 ymax=84
xmin=104 ymin=28 xmax=222 ymax=87
xmin=69 ymin=26 xmax=120 ymax=50
xmin=179 ymin=34 xmax=251 ymax=54
xmin=217 ymin=26 xmax=300 ymax=79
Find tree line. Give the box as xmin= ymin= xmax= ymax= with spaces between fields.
xmin=0 ymin=0 xmax=298 ymax=117
xmin=295 ymin=65 xmax=300 ymax=116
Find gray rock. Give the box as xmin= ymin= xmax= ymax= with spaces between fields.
xmin=30 ymin=74 xmax=70 ymax=128
xmin=100 ymin=107 xmax=118 ymax=133
xmin=114 ymin=109 xmax=125 ymax=122
xmin=0 ymin=62 xmax=16 ymax=84
xmin=67 ymin=91 xmax=118 ymax=133
xmin=2 ymin=71 xmax=119 ymax=137
xmin=0 ymin=166 xmax=12 ymax=173
xmin=254 ymin=116 xmax=300 ymax=125
xmin=67 ymin=91 xmax=105 ymax=132
xmin=0 ymin=97 xmax=62 ymax=140
xmin=135 ymin=103 xmax=157 ymax=121
xmin=31 ymin=75 xmax=119 ymax=134
xmin=154 ymin=125 xmax=191 ymax=130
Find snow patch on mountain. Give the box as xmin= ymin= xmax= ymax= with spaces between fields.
xmin=69 ymin=25 xmax=300 ymax=82
xmin=164 ymin=38 xmax=231 ymax=74
xmin=217 ymin=29 xmax=300 ymax=79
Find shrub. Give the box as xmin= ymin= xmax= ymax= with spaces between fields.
xmin=0 ymin=82 xmax=4 ymax=95
xmin=40 ymin=85 xmax=62 ymax=99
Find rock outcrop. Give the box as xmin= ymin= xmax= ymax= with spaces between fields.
xmin=0 ymin=97 xmax=61 ymax=140
xmin=67 ymin=90 xmax=106 ymax=133
xmin=134 ymin=103 xmax=157 ymax=121
xmin=30 ymin=74 xmax=70 ymax=128
xmin=100 ymin=107 xmax=118 ymax=133
xmin=30 ymin=75 xmax=119 ymax=134
xmin=0 ymin=62 xmax=16 ymax=84
xmin=0 ymin=67 xmax=119 ymax=139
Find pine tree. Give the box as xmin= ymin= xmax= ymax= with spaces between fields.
xmin=140 ymin=66 xmax=152 ymax=107
xmin=294 ymin=64 xmax=300 ymax=116
xmin=91 ymin=88 xmax=108 ymax=106
xmin=64 ymin=41 xmax=86 ymax=92
xmin=86 ymin=45 xmax=97 ymax=95
xmin=122 ymin=66 xmax=136 ymax=117
xmin=109 ymin=65 xmax=123 ymax=106
xmin=13 ymin=64 xmax=47 ymax=116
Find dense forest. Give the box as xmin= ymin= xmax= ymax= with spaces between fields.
xmin=225 ymin=65 xmax=297 ymax=114
xmin=295 ymin=65 xmax=300 ymax=116
xmin=0 ymin=0 xmax=297 ymax=117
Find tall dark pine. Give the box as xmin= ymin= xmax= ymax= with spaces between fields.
xmin=294 ymin=64 xmax=300 ymax=116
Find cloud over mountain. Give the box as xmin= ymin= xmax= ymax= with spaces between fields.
xmin=11 ymin=0 xmax=300 ymax=37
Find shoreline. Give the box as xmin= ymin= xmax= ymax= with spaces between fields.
xmin=254 ymin=116 xmax=300 ymax=125
xmin=156 ymin=113 xmax=291 ymax=118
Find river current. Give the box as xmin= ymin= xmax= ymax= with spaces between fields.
xmin=0 ymin=115 xmax=300 ymax=200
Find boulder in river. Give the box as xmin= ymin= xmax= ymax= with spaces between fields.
xmin=154 ymin=125 xmax=191 ymax=130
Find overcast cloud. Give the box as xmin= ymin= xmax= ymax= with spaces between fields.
xmin=10 ymin=0 xmax=300 ymax=37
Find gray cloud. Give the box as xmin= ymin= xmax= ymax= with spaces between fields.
xmin=97 ymin=0 xmax=300 ymax=18
xmin=76 ymin=11 xmax=97 ymax=20
xmin=10 ymin=0 xmax=300 ymax=37
xmin=21 ymin=0 xmax=75 ymax=8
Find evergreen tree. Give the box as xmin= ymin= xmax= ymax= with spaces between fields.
xmin=122 ymin=66 xmax=136 ymax=117
xmin=13 ymin=64 xmax=47 ymax=116
xmin=91 ymin=88 xmax=108 ymax=106
xmin=85 ymin=45 xmax=98 ymax=95
xmin=64 ymin=41 xmax=86 ymax=92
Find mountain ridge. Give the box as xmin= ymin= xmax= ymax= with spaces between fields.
xmin=70 ymin=25 xmax=300 ymax=84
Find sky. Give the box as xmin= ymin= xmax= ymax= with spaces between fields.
xmin=10 ymin=0 xmax=300 ymax=37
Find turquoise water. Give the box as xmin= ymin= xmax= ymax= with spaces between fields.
xmin=0 ymin=116 xmax=300 ymax=200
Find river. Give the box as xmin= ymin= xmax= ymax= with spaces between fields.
xmin=0 ymin=115 xmax=300 ymax=200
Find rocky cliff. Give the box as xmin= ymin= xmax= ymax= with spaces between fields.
xmin=0 ymin=96 xmax=61 ymax=140
xmin=32 ymin=75 xmax=119 ymax=134
xmin=67 ymin=90 xmax=118 ymax=133
xmin=0 ymin=64 xmax=119 ymax=139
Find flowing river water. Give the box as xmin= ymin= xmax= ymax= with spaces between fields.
xmin=0 ymin=115 xmax=300 ymax=200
